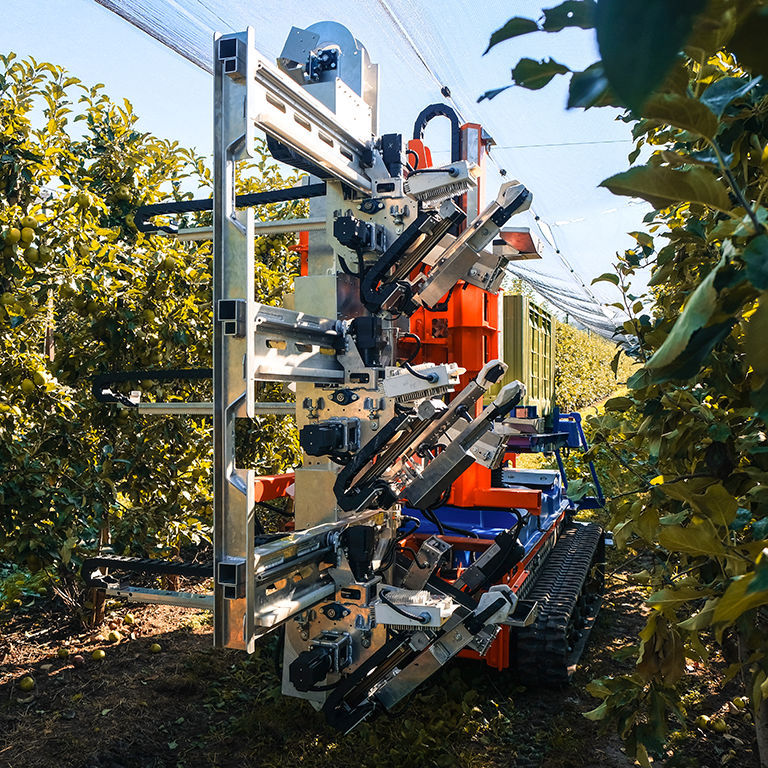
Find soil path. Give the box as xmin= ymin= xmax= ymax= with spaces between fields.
xmin=0 ymin=571 xmax=758 ymax=768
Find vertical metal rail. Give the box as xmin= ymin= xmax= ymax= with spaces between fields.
xmin=213 ymin=29 xmax=257 ymax=651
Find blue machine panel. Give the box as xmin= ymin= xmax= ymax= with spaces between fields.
xmin=403 ymin=469 xmax=571 ymax=567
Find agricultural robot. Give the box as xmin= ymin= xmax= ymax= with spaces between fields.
xmin=86 ymin=22 xmax=606 ymax=731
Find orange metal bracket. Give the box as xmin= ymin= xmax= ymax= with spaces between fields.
xmin=254 ymin=472 xmax=295 ymax=502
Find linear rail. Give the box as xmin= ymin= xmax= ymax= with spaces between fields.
xmin=249 ymin=49 xmax=373 ymax=193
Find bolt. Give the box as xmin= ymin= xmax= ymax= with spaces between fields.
xmin=454 ymin=631 xmax=463 ymax=641
xmin=370 ymin=421 xmax=379 ymax=431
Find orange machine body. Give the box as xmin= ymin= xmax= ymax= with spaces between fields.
xmin=405 ymin=122 xmax=546 ymax=670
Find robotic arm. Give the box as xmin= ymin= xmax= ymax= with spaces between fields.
xmin=333 ymin=361 xmax=525 ymax=513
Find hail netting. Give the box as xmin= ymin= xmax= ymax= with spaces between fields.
xmin=94 ymin=0 xmax=641 ymax=337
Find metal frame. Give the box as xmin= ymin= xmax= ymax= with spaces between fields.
xmin=212 ymin=28 xmax=257 ymax=651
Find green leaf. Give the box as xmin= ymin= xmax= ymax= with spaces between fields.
xmin=746 ymin=550 xmax=768 ymax=595
xmin=730 ymin=507 xmax=752 ymax=531
xmin=565 ymin=477 xmax=592 ymax=502
xmin=657 ymin=523 xmax=725 ymax=557
xmin=647 ymin=586 xmax=703 ymax=607
xmin=746 ymin=294 xmax=768 ymax=395
xmin=659 ymin=511 xmax=688 ymax=526
xmin=610 ymin=349 xmax=622 ymax=376
xmin=567 ymin=63 xmax=615 ymax=109
xmin=583 ymin=701 xmax=608 ymax=721
xmin=641 ymin=93 xmax=718 ymax=139
xmin=752 ymin=669 xmax=767 ymax=711
xmin=512 ymin=58 xmax=570 ymax=91
xmin=753 ymin=518 xmax=768 ymax=541
xmin=699 ymin=76 xmax=761 ymax=118
xmin=586 ymin=679 xmax=611 ymax=699
xmin=677 ymin=599 xmax=717 ymax=631
xmin=604 ymin=396 xmax=633 ymax=411
xmin=640 ymin=258 xmax=736 ymax=382
xmin=591 ymin=272 xmax=619 ymax=286
xmin=729 ymin=8 xmax=768 ymax=79
xmin=743 ymin=236 xmax=768 ymax=290
xmin=659 ymin=482 xmax=737 ymax=527
xmin=713 ymin=573 xmax=768 ymax=624
xmin=484 ymin=18 xmax=540 ymax=54
xmin=542 ymin=1 xmax=596 ymax=32
xmin=600 ymin=165 xmax=731 ymax=212
xmin=687 ymin=147 xmax=734 ymax=168
xmin=594 ymin=0 xmax=708 ymax=111
xmin=477 ymin=85 xmax=513 ymax=103
xmin=753 ymin=380 xmax=768 ymax=424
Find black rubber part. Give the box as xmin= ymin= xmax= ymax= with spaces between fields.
xmin=513 ymin=522 xmax=605 ymax=687
xmin=134 ymin=183 xmax=327 ymax=233
xmin=82 ymin=555 xmax=212 ymax=588
xmin=93 ymin=368 xmax=212 ymax=406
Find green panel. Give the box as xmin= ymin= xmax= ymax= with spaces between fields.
xmin=487 ymin=294 xmax=555 ymax=414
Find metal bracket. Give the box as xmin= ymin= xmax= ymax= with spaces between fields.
xmin=218 ymin=299 xmax=246 ymax=338
xmin=250 ymin=44 xmax=374 ymax=193
xmin=251 ymin=304 xmax=345 ymax=383
xmin=401 ymin=536 xmax=452 ymax=590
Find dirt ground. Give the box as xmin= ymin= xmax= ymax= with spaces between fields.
xmin=0 ymin=570 xmax=759 ymax=768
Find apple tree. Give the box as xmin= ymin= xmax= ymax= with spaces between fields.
xmin=485 ymin=1 xmax=768 ymax=764
xmin=0 ymin=54 xmax=302 ymax=606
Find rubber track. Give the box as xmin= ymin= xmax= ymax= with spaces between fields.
xmin=514 ymin=523 xmax=604 ymax=687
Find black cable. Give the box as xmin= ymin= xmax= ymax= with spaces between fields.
xmin=337 ymin=253 xmax=356 ymax=275
xmin=456 ymin=404 xmax=473 ymax=423
xmin=398 ymin=521 xmax=420 ymax=540
xmin=272 ymin=627 xmax=285 ymax=681
xmin=379 ymin=589 xmax=430 ymax=624
xmin=438 ymin=520 xmax=479 ymax=539
xmin=432 ymin=486 xmax=452 ymax=509
xmin=421 ymin=494 xmax=479 ymax=540
xmin=398 ymin=514 xmax=421 ymax=539
xmin=407 ymin=167 xmax=458 ymax=176
xmin=400 ymin=546 xmax=429 ymax=569
xmin=406 ymin=148 xmax=420 ymax=170
xmin=420 ymin=508 xmax=445 ymax=535
xmin=424 ymin=282 xmax=458 ymax=312
xmin=398 ymin=332 xmax=421 ymax=365
xmin=403 ymin=361 xmax=437 ymax=382
xmin=507 ymin=509 xmax=525 ymax=540
xmin=375 ymin=537 xmax=398 ymax=576
xmin=309 ymin=679 xmax=343 ymax=692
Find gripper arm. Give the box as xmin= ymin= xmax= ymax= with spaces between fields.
xmin=333 ymin=360 xmax=526 ymax=513
xmin=359 ymin=181 xmax=532 ymax=316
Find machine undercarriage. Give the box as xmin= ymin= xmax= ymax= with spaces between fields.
xmin=85 ymin=21 xmax=606 ymax=730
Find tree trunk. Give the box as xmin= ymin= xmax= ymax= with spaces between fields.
xmin=86 ymin=514 xmax=110 ymax=627
xmin=87 ymin=587 xmax=106 ymax=627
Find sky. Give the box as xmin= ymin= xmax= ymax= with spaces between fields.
xmin=1 ymin=0 xmax=650 ymax=313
